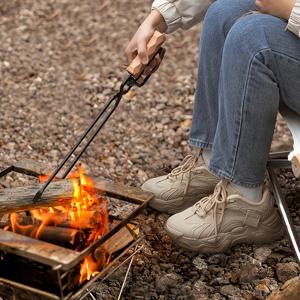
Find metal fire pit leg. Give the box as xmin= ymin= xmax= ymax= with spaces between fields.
xmin=267 ymin=167 xmax=300 ymax=264
xmin=117 ymin=245 xmax=138 ymax=300
xmin=85 ymin=289 xmax=96 ymax=300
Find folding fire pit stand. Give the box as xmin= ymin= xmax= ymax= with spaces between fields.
xmin=0 ymin=160 xmax=154 ymax=300
xmin=267 ymin=151 xmax=300 ymax=264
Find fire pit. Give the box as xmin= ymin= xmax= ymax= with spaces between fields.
xmin=0 ymin=160 xmax=153 ymax=300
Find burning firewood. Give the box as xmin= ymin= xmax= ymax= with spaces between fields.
xmin=19 ymin=226 xmax=86 ymax=250
xmin=0 ymin=179 xmax=76 ymax=214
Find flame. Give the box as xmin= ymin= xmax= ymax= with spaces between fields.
xmin=7 ymin=163 xmax=109 ymax=285
xmin=79 ymin=255 xmax=100 ymax=284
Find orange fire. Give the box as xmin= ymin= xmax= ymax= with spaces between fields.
xmin=6 ymin=164 xmax=109 ymax=285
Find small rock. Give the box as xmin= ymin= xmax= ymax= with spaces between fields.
xmin=276 ymin=262 xmax=299 ymax=283
xmin=219 ymin=284 xmax=241 ymax=297
xmin=192 ymin=256 xmax=208 ymax=271
xmin=208 ymin=254 xmax=228 ymax=266
xmin=255 ymin=282 xmax=270 ymax=298
xmin=229 ymin=271 xmax=239 ymax=284
xmin=192 ymin=280 xmax=209 ymax=299
xmin=239 ymin=263 xmax=260 ymax=283
xmin=254 ymin=247 xmax=272 ymax=263
xmin=267 ymin=253 xmax=284 ymax=266
xmin=266 ymin=276 xmax=300 ymax=300
xmin=156 ymin=273 xmax=182 ymax=292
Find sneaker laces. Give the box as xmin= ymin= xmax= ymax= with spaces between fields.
xmin=194 ymin=180 xmax=228 ymax=236
xmin=167 ymin=154 xmax=198 ymax=178
xmin=165 ymin=154 xmax=199 ymax=194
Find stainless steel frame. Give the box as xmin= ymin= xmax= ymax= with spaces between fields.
xmin=267 ymin=151 xmax=300 ymax=264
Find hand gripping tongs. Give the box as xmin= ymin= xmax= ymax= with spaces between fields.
xmin=32 ymin=31 xmax=166 ymax=202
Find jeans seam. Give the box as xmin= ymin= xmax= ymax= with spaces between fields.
xmin=272 ymin=49 xmax=300 ymax=64
xmin=189 ymin=138 xmax=213 ymax=149
xmin=209 ymin=164 xmax=263 ymax=187
xmin=229 ymin=48 xmax=270 ymax=178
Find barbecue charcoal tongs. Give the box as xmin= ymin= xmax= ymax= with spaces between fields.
xmin=33 ymin=31 xmax=166 ymax=202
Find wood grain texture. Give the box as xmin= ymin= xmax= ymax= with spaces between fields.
xmin=0 ymin=179 xmax=75 ymax=214
xmin=0 ymin=229 xmax=80 ymax=267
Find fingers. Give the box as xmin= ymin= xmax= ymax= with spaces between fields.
xmin=125 ymin=36 xmax=148 ymax=65
xmin=137 ymin=37 xmax=149 ymax=65
xmin=125 ymin=41 xmax=137 ymax=64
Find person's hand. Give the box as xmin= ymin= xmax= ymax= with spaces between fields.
xmin=125 ymin=10 xmax=167 ymax=74
xmin=256 ymin=0 xmax=296 ymax=20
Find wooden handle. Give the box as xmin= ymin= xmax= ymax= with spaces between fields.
xmin=127 ymin=31 xmax=166 ymax=77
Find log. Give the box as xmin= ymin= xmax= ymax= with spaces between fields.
xmin=0 ymin=179 xmax=76 ymax=214
xmin=4 ymin=224 xmax=85 ymax=250
xmin=0 ymin=229 xmax=80 ymax=267
xmin=0 ymin=212 xmax=36 ymax=228
xmin=30 ymin=226 xmax=86 ymax=249
xmin=94 ymin=221 xmax=139 ymax=260
xmin=0 ymin=157 xmax=152 ymax=214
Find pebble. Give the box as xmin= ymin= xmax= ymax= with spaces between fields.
xmin=192 ymin=256 xmax=208 ymax=271
xmin=156 ymin=273 xmax=182 ymax=292
xmin=255 ymin=282 xmax=270 ymax=298
xmin=238 ymin=263 xmax=260 ymax=283
xmin=254 ymin=247 xmax=272 ymax=263
xmin=219 ymin=284 xmax=241 ymax=297
xmin=276 ymin=262 xmax=300 ymax=282
xmin=266 ymin=276 xmax=300 ymax=300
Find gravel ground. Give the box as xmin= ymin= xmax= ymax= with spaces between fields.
xmin=0 ymin=1 xmax=300 ymax=299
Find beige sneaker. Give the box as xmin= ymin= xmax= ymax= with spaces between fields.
xmin=142 ymin=152 xmax=219 ymax=214
xmin=165 ymin=180 xmax=285 ymax=253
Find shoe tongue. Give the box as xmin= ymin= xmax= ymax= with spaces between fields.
xmin=195 ymin=154 xmax=205 ymax=167
xmin=226 ymin=183 xmax=242 ymax=197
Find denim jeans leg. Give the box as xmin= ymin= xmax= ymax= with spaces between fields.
xmin=189 ymin=0 xmax=256 ymax=149
xmin=210 ymin=14 xmax=300 ymax=187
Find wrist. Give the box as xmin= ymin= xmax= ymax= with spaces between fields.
xmin=147 ymin=9 xmax=167 ymax=33
xmin=284 ymin=0 xmax=296 ymax=20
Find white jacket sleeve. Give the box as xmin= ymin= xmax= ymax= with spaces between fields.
xmin=152 ymin=0 xmax=214 ymax=34
xmin=287 ymin=0 xmax=300 ymax=37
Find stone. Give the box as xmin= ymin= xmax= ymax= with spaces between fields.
xmin=255 ymin=282 xmax=271 ymax=298
xmin=276 ymin=262 xmax=299 ymax=283
xmin=207 ymin=254 xmax=228 ymax=266
xmin=266 ymin=276 xmax=300 ymax=300
xmin=192 ymin=256 xmax=208 ymax=271
xmin=156 ymin=273 xmax=182 ymax=292
xmin=219 ymin=284 xmax=241 ymax=297
xmin=254 ymin=247 xmax=272 ymax=263
xmin=192 ymin=280 xmax=209 ymax=299
xmin=267 ymin=253 xmax=284 ymax=266
xmin=239 ymin=263 xmax=260 ymax=283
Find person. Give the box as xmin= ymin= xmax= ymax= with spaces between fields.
xmin=126 ymin=0 xmax=300 ymax=253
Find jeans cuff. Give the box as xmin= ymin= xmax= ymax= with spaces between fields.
xmin=189 ymin=138 xmax=213 ymax=149
xmin=208 ymin=164 xmax=264 ymax=188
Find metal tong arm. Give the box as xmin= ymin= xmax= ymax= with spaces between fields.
xmin=32 ymin=31 xmax=166 ymax=203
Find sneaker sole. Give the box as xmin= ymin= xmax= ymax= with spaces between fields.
xmin=165 ymin=210 xmax=285 ymax=253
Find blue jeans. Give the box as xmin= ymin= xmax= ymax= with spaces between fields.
xmin=189 ymin=0 xmax=300 ymax=187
